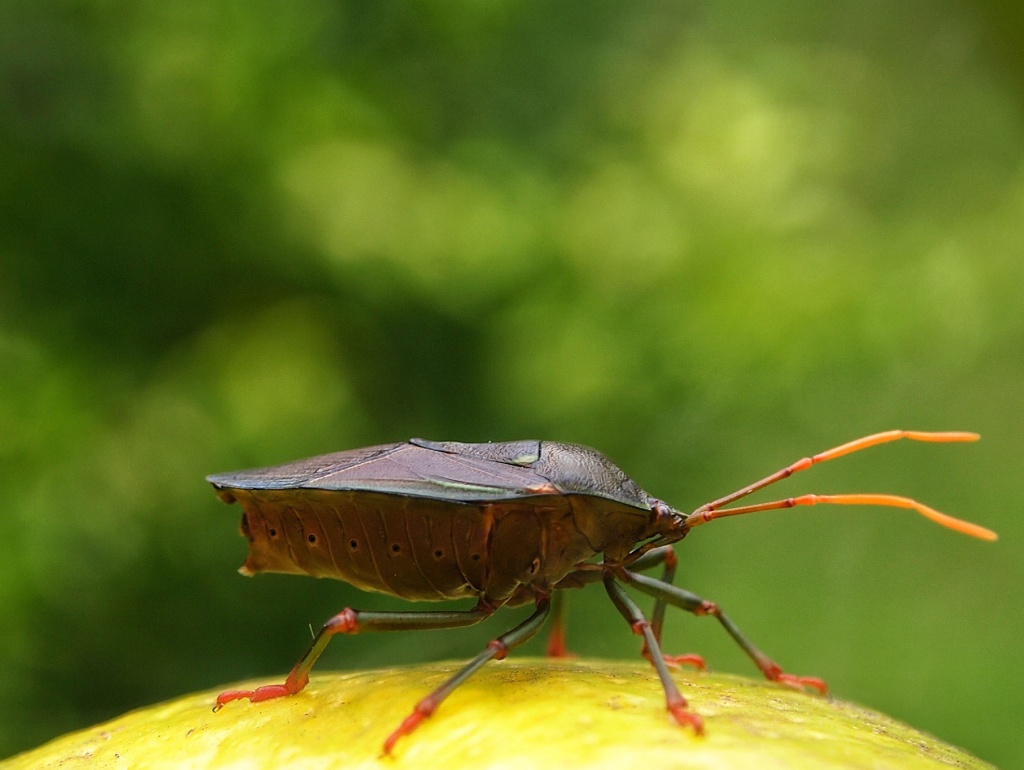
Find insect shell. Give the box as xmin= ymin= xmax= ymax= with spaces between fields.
xmin=208 ymin=438 xmax=678 ymax=605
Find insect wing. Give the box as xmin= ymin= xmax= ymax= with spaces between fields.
xmin=206 ymin=443 xmax=400 ymax=490
xmin=207 ymin=441 xmax=557 ymax=502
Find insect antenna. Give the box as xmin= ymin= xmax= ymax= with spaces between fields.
xmin=684 ymin=430 xmax=997 ymax=541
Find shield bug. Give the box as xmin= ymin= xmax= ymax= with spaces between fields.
xmin=208 ymin=431 xmax=995 ymax=753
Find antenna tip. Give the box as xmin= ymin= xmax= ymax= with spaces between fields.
xmin=906 ymin=431 xmax=980 ymax=443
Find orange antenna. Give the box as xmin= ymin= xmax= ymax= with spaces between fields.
xmin=685 ymin=431 xmax=997 ymax=541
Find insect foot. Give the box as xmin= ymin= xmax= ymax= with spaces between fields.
xmin=658 ymin=652 xmax=707 ymax=670
xmin=767 ymin=668 xmax=829 ymax=695
xmin=667 ymin=695 xmax=706 ymax=735
xmin=213 ymin=668 xmax=309 ymax=711
xmin=383 ymin=698 xmax=438 ymax=756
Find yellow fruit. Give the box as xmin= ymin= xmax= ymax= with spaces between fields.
xmin=1 ymin=660 xmax=994 ymax=770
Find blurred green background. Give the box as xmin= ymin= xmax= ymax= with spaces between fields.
xmin=2 ymin=1 xmax=1021 ymax=766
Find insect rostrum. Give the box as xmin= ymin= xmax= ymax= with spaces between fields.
xmin=208 ymin=432 xmax=996 ymax=754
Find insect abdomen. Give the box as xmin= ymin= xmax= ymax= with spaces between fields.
xmin=232 ymin=489 xmax=489 ymax=601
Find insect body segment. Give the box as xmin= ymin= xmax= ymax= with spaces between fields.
xmin=209 ymin=431 xmax=994 ymax=754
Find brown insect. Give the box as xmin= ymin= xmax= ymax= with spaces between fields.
xmin=208 ymin=431 xmax=995 ymax=754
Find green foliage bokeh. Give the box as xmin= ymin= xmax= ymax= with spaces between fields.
xmin=1 ymin=1 xmax=1020 ymax=767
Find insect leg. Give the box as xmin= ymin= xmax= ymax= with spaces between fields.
xmin=631 ymin=546 xmax=676 ymax=645
xmin=545 ymin=591 xmax=573 ymax=658
xmin=620 ymin=569 xmax=827 ymax=694
xmin=215 ymin=602 xmax=495 ymax=709
xmin=628 ymin=546 xmax=706 ymax=671
xmin=603 ymin=572 xmax=704 ymax=734
xmin=383 ymin=597 xmax=552 ymax=755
